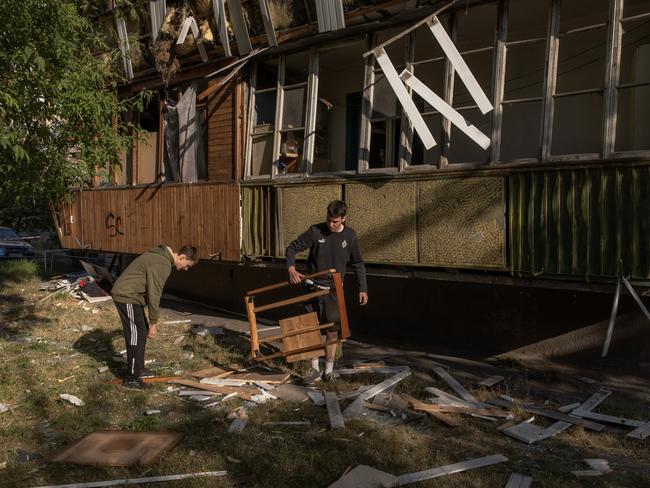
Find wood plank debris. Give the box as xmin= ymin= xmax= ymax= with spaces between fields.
xmin=49 ymin=431 xmax=184 ymax=466
xmin=502 ymin=420 xmax=570 ymax=445
xmin=335 ymin=366 xmax=410 ymax=375
xmin=397 ymin=454 xmax=508 ymax=485
xmin=627 ymin=420 xmax=650 ymax=439
xmin=325 ymin=392 xmax=346 ymax=430
xmin=520 ymin=405 xmax=606 ymax=432
xmin=432 ymin=367 xmax=481 ymax=405
xmin=479 ymin=375 xmax=504 ymax=387
xmin=424 ymin=387 xmax=473 ymax=407
xmin=570 ymin=410 xmax=645 ymax=428
xmin=169 ymin=379 xmax=258 ymax=400
xmin=307 ymin=390 xmax=325 ymax=406
xmin=572 ymin=388 xmax=612 ymax=413
xmin=228 ymin=415 xmax=248 ymax=434
xmin=504 ymin=473 xmax=533 ymax=488
xmin=32 ymin=470 xmax=228 ymax=488
xmin=270 ymin=384 xmax=310 ymax=402
xmin=263 ymin=421 xmax=310 ymax=426
xmin=343 ymin=370 xmax=411 ymax=418
xmin=572 ymin=458 xmax=612 ymax=476
xmin=328 ymin=465 xmax=398 ymax=488
xmin=225 ymin=0 xmax=252 ymax=55
xmin=257 ymin=0 xmax=278 ymax=46
xmin=190 ymin=366 xmax=233 ymax=379
xmin=338 ymin=385 xmax=373 ymax=401
xmin=558 ymin=402 xmax=581 ymax=413
xmin=212 ymin=0 xmax=231 ymax=57
xmin=412 ymin=404 xmax=513 ymax=419
xmin=401 ymin=394 xmax=460 ymax=427
xmin=59 ymin=394 xmax=84 ymax=407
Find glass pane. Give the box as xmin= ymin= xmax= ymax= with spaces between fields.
xmin=279 ymin=131 xmax=304 ymax=174
xmin=615 ymin=85 xmax=650 ymax=151
xmin=411 ymin=114 xmax=442 ymax=165
xmin=447 ymin=109 xmax=491 ymax=164
xmin=624 ymin=0 xmax=650 ymax=19
xmin=318 ymin=40 xmax=366 ymax=173
xmin=414 ymin=19 xmax=446 ymax=63
xmin=282 ymin=86 xmax=307 ymax=129
xmin=505 ymin=41 xmax=546 ymax=100
xmin=452 ymin=50 xmax=493 ymax=108
xmin=500 ymin=101 xmax=542 ymax=160
xmin=559 ymin=0 xmax=609 ymax=33
xmin=256 ymin=59 xmax=278 ymax=90
xmin=371 ymin=72 xmax=399 ymax=118
xmin=456 ymin=2 xmax=497 ymax=52
xmin=508 ymin=0 xmax=549 ymax=42
xmin=551 ymin=93 xmax=603 ymax=154
xmin=251 ymin=133 xmax=274 ymax=175
xmin=619 ymin=19 xmax=650 ymax=85
xmin=285 ymin=51 xmax=310 ymax=85
xmin=412 ymin=59 xmax=445 ymax=112
xmin=556 ymin=27 xmax=607 ymax=92
xmin=254 ymin=91 xmax=276 ymax=128
xmin=369 ymin=119 xmax=400 ymax=168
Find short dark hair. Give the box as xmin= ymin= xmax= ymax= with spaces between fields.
xmin=327 ymin=200 xmax=347 ymax=218
xmin=177 ymin=245 xmax=198 ymax=262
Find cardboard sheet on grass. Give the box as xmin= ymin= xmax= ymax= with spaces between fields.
xmin=49 ymin=431 xmax=183 ymax=466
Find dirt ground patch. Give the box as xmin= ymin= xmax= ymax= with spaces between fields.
xmin=0 ymin=272 xmax=648 ymax=487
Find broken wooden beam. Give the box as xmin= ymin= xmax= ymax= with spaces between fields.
xmin=627 ymin=420 xmax=650 ymax=440
xmin=520 ymin=405 xmax=606 ymax=432
xmin=432 ymin=367 xmax=482 ymax=406
xmin=343 ymin=370 xmax=411 ymax=418
xmin=401 ymin=394 xmax=460 ymax=427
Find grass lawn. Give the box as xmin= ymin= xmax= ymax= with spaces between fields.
xmin=0 ymin=261 xmax=648 ymax=487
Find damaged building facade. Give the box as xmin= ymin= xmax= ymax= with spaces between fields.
xmin=53 ymin=0 xmax=650 ymax=330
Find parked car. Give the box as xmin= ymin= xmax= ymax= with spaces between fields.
xmin=0 ymin=227 xmax=34 ymax=258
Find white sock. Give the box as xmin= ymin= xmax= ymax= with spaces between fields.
xmin=325 ymin=361 xmax=334 ymax=374
xmin=311 ymin=358 xmax=320 ymax=371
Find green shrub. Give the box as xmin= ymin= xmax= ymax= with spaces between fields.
xmin=0 ymin=259 xmax=40 ymax=283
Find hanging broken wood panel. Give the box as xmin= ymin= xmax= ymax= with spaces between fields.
xmin=207 ymin=77 xmax=239 ymax=181
xmin=58 ymin=183 xmax=241 ymax=261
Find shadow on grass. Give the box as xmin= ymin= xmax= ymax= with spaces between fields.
xmin=73 ymin=330 xmax=123 ymax=377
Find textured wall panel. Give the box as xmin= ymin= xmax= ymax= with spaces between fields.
xmin=279 ymin=184 xmax=342 ymax=256
xmin=419 ymin=177 xmax=506 ymax=268
xmin=345 ymin=182 xmax=417 ymax=263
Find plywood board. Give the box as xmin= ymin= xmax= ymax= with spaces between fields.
xmin=345 ymin=182 xmax=417 ymax=263
xmin=49 ymin=431 xmax=183 ymax=466
xmin=418 ymin=177 xmax=506 ymax=268
xmin=279 ymin=312 xmax=325 ymax=362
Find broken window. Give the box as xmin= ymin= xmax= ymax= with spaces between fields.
xmin=279 ymin=52 xmax=310 ymax=174
xmin=551 ymin=0 xmax=608 ymax=156
xmin=500 ymin=0 xmax=548 ymax=161
xmin=250 ymin=59 xmax=278 ymax=176
xmin=315 ymin=39 xmax=366 ymax=173
xmin=615 ymin=12 xmax=650 ymax=151
xmin=135 ymin=93 xmax=161 ymax=184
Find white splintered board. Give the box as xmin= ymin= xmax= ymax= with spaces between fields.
xmin=397 ymin=454 xmax=508 ymax=485
xmin=226 ymin=0 xmax=253 ymax=55
xmin=325 ymin=391 xmax=345 ymax=429
xmin=374 ymin=48 xmax=437 ymax=149
xmin=427 ymin=16 xmax=493 ymax=114
xmin=401 ymin=70 xmax=491 ymax=149
xmin=258 ymin=0 xmax=278 ymax=47
xmin=212 ymin=0 xmax=232 ymax=57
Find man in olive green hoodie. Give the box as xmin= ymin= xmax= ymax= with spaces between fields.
xmin=112 ymin=244 xmax=198 ymax=388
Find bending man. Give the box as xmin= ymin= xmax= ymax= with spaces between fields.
xmin=111 ymin=244 xmax=198 ymax=389
xmin=286 ymin=200 xmax=368 ymax=383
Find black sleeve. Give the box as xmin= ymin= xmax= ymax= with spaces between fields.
xmin=286 ymin=227 xmax=315 ymax=267
xmin=349 ymin=234 xmax=367 ymax=292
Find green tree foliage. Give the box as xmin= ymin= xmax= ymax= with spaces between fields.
xmin=0 ymin=0 xmax=144 ymax=230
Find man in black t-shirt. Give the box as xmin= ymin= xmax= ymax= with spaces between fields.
xmin=286 ymin=200 xmax=368 ymax=383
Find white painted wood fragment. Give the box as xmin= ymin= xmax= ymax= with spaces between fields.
xmin=427 ymin=17 xmax=493 ymax=114
xmin=504 ymin=473 xmax=533 ymax=488
xmin=257 ymin=0 xmax=278 ymax=46
xmin=570 ymin=410 xmax=645 ymax=428
xmin=32 ymin=470 xmax=228 ymax=488
xmin=212 ymin=0 xmax=231 ymax=57
xmin=343 ymin=370 xmax=411 ymax=418
xmin=432 ymin=367 xmax=482 ymax=406
xmin=571 ymin=389 xmax=611 ymax=413
xmin=397 ymin=454 xmax=508 ymax=485
xmin=228 ymin=418 xmax=247 ymax=434
xmin=145 ymin=409 xmax=161 ymax=415
xmin=59 ymin=394 xmax=84 ymax=407
xmin=178 ymin=389 xmax=218 ymax=397
xmin=337 ymin=385 xmax=373 ymax=401
xmin=325 ymin=392 xmax=345 ymax=429
xmin=627 ymin=420 xmax=650 ymax=439
xmin=307 ymin=390 xmax=325 ymax=406
xmin=250 ymin=389 xmax=277 ymax=404
xmin=96 ymin=366 xmax=109 ymax=373
xmin=479 ymin=375 xmax=504 ymax=387
xmin=335 ymin=366 xmax=410 ymax=375
xmin=585 ymin=459 xmax=611 ymax=471
xmin=401 ymin=70 xmax=491 ymax=149
xmin=189 ymin=396 xmax=213 ymax=402
xmin=199 ymin=378 xmax=247 ymax=387
xmin=374 ymin=49 xmax=436 ymax=149
xmin=226 ymin=0 xmax=253 ymax=55
xmin=558 ymin=402 xmax=581 ymax=413
xmin=162 ymin=319 xmax=191 ymax=325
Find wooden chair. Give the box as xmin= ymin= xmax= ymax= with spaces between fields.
xmin=244 ymin=269 xmax=351 ymax=362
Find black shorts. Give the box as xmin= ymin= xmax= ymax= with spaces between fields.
xmin=305 ymin=291 xmax=340 ymax=333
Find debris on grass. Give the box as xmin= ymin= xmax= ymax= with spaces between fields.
xmin=59 ymin=393 xmax=84 ymax=407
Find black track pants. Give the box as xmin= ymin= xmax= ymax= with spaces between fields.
xmin=114 ymin=302 xmax=148 ymax=381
